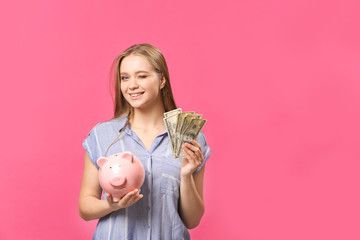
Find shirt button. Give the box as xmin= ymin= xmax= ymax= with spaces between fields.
xmin=148 ymin=225 xmax=151 ymax=229
xmin=147 ymin=206 xmax=150 ymax=210
xmin=147 ymin=171 xmax=150 ymax=175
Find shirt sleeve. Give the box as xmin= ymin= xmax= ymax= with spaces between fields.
xmin=82 ymin=123 xmax=102 ymax=169
xmin=194 ymin=131 xmax=212 ymax=174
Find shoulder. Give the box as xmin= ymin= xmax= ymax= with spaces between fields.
xmin=83 ymin=116 xmax=128 ymax=166
xmin=192 ymin=131 xmax=212 ymax=173
xmin=196 ymin=131 xmax=209 ymax=147
xmin=88 ymin=116 xmax=128 ymax=135
xmin=196 ymin=131 xmax=212 ymax=161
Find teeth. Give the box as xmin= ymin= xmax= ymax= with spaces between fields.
xmin=130 ymin=93 xmax=141 ymax=97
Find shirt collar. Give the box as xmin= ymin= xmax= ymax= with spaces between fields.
xmin=115 ymin=116 xmax=129 ymax=133
xmin=115 ymin=116 xmax=168 ymax=137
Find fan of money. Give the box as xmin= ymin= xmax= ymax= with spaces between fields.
xmin=163 ymin=108 xmax=207 ymax=158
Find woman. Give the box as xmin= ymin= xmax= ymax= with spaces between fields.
xmin=79 ymin=43 xmax=211 ymax=240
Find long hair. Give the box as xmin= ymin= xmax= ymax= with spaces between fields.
xmin=105 ymin=44 xmax=177 ymax=155
xmin=109 ymin=43 xmax=177 ymax=132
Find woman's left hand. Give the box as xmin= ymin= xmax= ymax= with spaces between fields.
xmin=181 ymin=139 xmax=204 ymax=178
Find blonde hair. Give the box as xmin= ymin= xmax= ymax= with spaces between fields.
xmin=104 ymin=44 xmax=177 ymax=155
xmin=110 ymin=43 xmax=177 ymax=128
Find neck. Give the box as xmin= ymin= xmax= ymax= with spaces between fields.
xmin=130 ymin=103 xmax=165 ymax=130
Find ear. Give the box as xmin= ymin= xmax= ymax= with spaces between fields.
xmin=122 ymin=151 xmax=133 ymax=163
xmin=160 ymin=76 xmax=166 ymax=90
xmin=97 ymin=157 xmax=108 ymax=168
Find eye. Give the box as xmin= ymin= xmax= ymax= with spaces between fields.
xmin=121 ymin=76 xmax=128 ymax=81
xmin=139 ymin=75 xmax=147 ymax=78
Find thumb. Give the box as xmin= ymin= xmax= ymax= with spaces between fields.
xmin=106 ymin=193 xmax=113 ymax=203
xmin=181 ymin=158 xmax=189 ymax=166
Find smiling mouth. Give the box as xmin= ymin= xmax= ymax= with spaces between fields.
xmin=129 ymin=92 xmax=144 ymax=97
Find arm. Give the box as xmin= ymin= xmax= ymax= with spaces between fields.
xmin=178 ymin=140 xmax=206 ymax=229
xmin=78 ymin=152 xmax=143 ymax=221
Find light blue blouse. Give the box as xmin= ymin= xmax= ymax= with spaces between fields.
xmin=82 ymin=116 xmax=212 ymax=240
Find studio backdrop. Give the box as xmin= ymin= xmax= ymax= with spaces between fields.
xmin=0 ymin=0 xmax=359 ymax=239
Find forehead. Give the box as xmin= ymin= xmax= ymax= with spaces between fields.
xmin=120 ymin=54 xmax=154 ymax=73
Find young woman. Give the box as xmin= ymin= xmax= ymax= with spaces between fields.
xmin=79 ymin=43 xmax=212 ymax=240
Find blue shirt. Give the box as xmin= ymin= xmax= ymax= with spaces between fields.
xmin=82 ymin=116 xmax=212 ymax=240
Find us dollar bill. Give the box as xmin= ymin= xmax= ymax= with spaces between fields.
xmin=175 ymin=112 xmax=195 ymax=134
xmin=164 ymin=108 xmax=182 ymax=118
xmin=176 ymin=118 xmax=207 ymax=158
xmin=176 ymin=114 xmax=202 ymax=156
xmin=180 ymin=114 xmax=203 ymax=134
xmin=164 ymin=113 xmax=180 ymax=157
xmin=164 ymin=109 xmax=207 ymax=159
xmin=174 ymin=112 xmax=194 ymax=156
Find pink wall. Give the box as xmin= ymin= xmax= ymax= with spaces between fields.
xmin=1 ymin=0 xmax=360 ymax=239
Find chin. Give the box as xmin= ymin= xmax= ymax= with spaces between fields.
xmin=126 ymin=97 xmax=159 ymax=110
xmin=128 ymin=102 xmax=147 ymax=109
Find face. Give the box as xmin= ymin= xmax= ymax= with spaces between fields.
xmin=120 ymin=54 xmax=166 ymax=110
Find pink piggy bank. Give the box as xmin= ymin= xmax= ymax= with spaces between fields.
xmin=97 ymin=152 xmax=145 ymax=202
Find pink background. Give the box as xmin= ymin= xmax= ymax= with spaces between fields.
xmin=1 ymin=0 xmax=360 ymax=239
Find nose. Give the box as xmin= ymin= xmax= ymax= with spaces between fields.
xmin=110 ymin=175 xmax=126 ymax=187
xmin=128 ymin=77 xmax=139 ymax=90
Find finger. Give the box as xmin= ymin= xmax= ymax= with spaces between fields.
xmin=184 ymin=143 xmax=203 ymax=162
xmin=129 ymin=189 xmax=141 ymax=200
xmin=190 ymin=143 xmax=203 ymax=162
xmin=190 ymin=139 xmax=202 ymax=150
xmin=120 ymin=189 xmax=138 ymax=205
xmin=183 ymin=146 xmax=199 ymax=165
xmin=128 ymin=190 xmax=143 ymax=204
xmin=184 ymin=142 xmax=200 ymax=153
xmin=134 ymin=194 xmax=143 ymax=202
xmin=126 ymin=194 xmax=143 ymax=206
xmin=106 ymin=193 xmax=114 ymax=203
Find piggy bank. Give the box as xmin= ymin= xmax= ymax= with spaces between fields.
xmin=97 ymin=152 xmax=145 ymax=202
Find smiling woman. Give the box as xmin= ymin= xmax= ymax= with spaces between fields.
xmin=79 ymin=43 xmax=212 ymax=240
xmin=119 ymin=54 xmax=166 ymax=110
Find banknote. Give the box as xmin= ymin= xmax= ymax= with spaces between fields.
xmin=163 ymin=112 xmax=180 ymax=155
xmin=164 ymin=108 xmax=182 ymax=118
xmin=163 ymin=108 xmax=207 ymax=158
xmin=180 ymin=114 xmax=202 ymax=134
xmin=174 ymin=112 xmax=194 ymax=156
xmin=175 ymin=114 xmax=202 ymax=156
xmin=176 ymin=118 xmax=207 ymax=158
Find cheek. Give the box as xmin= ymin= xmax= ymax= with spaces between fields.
xmin=120 ymin=84 xmax=127 ymax=94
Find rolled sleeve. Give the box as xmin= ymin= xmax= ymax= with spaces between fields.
xmin=194 ymin=131 xmax=212 ymax=174
xmin=82 ymin=123 xmax=102 ymax=169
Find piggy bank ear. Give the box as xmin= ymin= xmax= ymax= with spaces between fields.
xmin=97 ymin=157 xmax=108 ymax=168
xmin=122 ymin=152 xmax=133 ymax=163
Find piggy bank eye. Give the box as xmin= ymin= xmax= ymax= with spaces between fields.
xmin=110 ymin=166 xmax=112 ymax=169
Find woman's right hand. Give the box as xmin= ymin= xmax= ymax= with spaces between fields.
xmin=106 ymin=189 xmax=143 ymax=211
xmin=79 ymin=153 xmax=143 ymax=221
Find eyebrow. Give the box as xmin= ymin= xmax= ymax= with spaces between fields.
xmin=120 ymin=70 xmax=149 ymax=75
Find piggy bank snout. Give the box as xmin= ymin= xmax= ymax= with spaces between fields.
xmin=110 ymin=175 xmax=126 ymax=187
